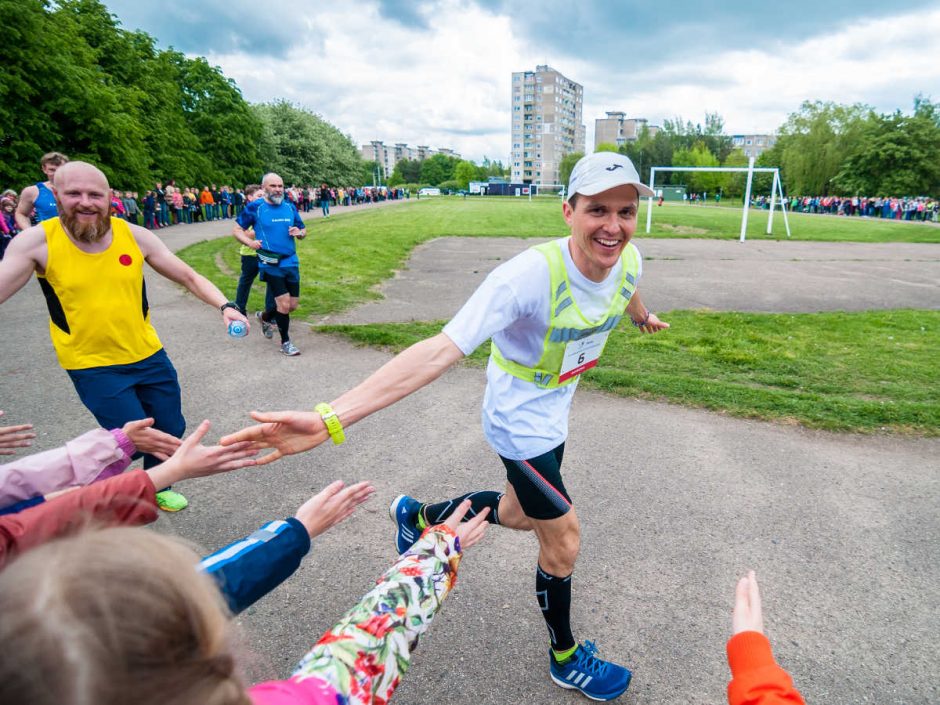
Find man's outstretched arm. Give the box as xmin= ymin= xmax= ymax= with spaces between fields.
xmin=0 ymin=226 xmax=44 ymax=305
xmin=221 ymin=332 xmax=465 ymax=464
xmin=131 ymin=225 xmax=247 ymax=326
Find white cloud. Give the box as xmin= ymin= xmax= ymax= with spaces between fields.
xmin=583 ymin=8 xmax=940 ymax=137
xmin=190 ymin=2 xmax=940 ymax=161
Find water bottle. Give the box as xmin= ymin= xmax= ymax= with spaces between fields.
xmin=228 ymin=319 xmax=248 ymax=338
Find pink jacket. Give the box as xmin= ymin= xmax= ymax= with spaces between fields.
xmin=0 ymin=429 xmax=135 ymax=509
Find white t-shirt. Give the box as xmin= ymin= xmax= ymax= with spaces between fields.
xmin=443 ymin=236 xmax=642 ymax=460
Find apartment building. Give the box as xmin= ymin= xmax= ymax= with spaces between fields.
xmin=359 ymin=141 xmax=460 ymax=180
xmin=594 ymin=111 xmax=660 ymax=148
xmin=511 ymin=65 xmax=586 ymax=185
xmin=731 ymin=134 xmax=777 ymax=159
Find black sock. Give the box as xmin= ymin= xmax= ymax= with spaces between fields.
xmin=420 ymin=491 xmax=503 ymax=526
xmin=274 ymin=311 xmax=290 ymax=343
xmin=261 ymin=309 xmax=275 ymax=322
xmin=536 ymin=564 xmax=574 ymax=653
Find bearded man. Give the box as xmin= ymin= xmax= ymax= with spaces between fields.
xmin=0 ymin=162 xmax=249 ymax=511
xmin=232 ymin=172 xmax=306 ymax=356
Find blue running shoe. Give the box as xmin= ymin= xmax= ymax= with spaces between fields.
xmin=389 ymin=494 xmax=423 ymax=554
xmin=549 ymin=641 xmax=632 ymax=701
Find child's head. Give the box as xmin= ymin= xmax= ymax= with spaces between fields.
xmin=0 ymin=527 xmax=250 ymax=705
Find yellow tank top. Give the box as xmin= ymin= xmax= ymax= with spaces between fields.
xmin=38 ymin=217 xmax=163 ymax=370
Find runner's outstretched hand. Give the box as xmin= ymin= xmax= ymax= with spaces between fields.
xmin=220 ymin=410 xmax=329 ymax=465
xmin=147 ymin=420 xmax=259 ymax=490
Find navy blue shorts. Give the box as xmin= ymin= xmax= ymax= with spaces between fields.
xmin=66 ymin=348 xmax=185 ymax=469
xmin=260 ymin=265 xmax=300 ymax=298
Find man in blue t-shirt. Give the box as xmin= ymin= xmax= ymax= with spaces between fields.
xmin=15 ymin=152 xmax=68 ymax=231
xmin=234 ymin=172 xmax=307 ymax=356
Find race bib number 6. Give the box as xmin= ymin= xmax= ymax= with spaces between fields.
xmin=558 ymin=331 xmax=610 ymax=383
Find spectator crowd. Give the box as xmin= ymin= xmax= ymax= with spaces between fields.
xmin=1 ymin=168 xmax=408 ymax=259
xmin=750 ymin=194 xmax=939 ymax=221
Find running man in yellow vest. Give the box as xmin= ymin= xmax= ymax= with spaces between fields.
xmin=221 ymin=152 xmax=668 ymax=700
xmin=0 ymin=162 xmax=249 ymax=512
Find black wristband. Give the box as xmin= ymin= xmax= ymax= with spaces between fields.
xmin=220 ymin=302 xmax=240 ymax=313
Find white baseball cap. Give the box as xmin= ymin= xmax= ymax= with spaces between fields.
xmin=567 ymin=152 xmax=654 ymax=201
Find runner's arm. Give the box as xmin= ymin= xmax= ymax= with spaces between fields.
xmin=131 ymin=225 xmax=247 ymax=324
xmin=626 ymin=290 xmax=669 ymax=334
xmin=220 ymin=333 xmax=465 ymax=461
xmin=0 ymin=226 xmax=44 ymax=305
xmin=331 ymin=332 xmax=464 ymax=427
xmin=232 ymin=223 xmax=259 ymax=249
xmin=14 ymin=186 xmax=37 ymax=232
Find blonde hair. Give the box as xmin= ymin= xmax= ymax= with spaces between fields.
xmin=0 ymin=527 xmax=251 ymax=705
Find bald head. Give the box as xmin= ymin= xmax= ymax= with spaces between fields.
xmin=261 ymin=172 xmax=285 ymax=204
xmin=53 ymin=161 xmax=110 ymax=191
xmin=52 ymin=162 xmax=112 ymax=244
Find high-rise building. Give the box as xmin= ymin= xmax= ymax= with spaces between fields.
xmin=594 ymin=111 xmax=660 ymax=149
xmin=359 ymin=141 xmax=460 ymax=182
xmin=731 ymin=134 xmax=776 ymax=159
xmin=511 ymin=65 xmax=585 ymax=185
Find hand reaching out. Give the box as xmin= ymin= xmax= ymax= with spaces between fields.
xmin=146 ymin=420 xmax=258 ymax=490
xmin=732 ymin=570 xmax=764 ymax=635
xmin=294 ymin=480 xmax=376 ymax=538
xmin=121 ymin=418 xmax=183 ymax=460
xmin=443 ymin=499 xmax=490 ymax=551
xmin=221 ymin=410 xmax=329 ymax=465
xmin=0 ymin=410 xmax=36 ymax=455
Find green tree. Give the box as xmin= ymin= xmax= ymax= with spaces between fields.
xmin=595 ymin=142 xmax=620 ymax=153
xmin=389 ymin=158 xmax=422 ymax=186
xmin=621 ymin=127 xmax=674 ymax=186
xmin=559 ymin=152 xmax=584 ymax=188
xmin=420 ymin=153 xmax=458 ymax=186
xmin=254 ymin=101 xmax=363 ymax=186
xmin=454 ymin=160 xmax=484 ymax=189
xmin=721 ymin=149 xmax=750 ymax=198
xmin=671 ymin=142 xmax=721 ymax=193
xmin=773 ymin=100 xmax=869 ymax=195
xmin=834 ymin=98 xmax=940 ymax=196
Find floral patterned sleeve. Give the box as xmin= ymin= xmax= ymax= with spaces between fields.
xmin=289 ymin=525 xmax=462 ymax=705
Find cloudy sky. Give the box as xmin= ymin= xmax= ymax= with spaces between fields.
xmin=106 ymin=0 xmax=940 ymax=163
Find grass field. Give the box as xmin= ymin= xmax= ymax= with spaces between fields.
xmin=318 ymin=310 xmax=939 ymax=435
xmin=179 ymin=198 xmax=938 ymax=434
xmin=179 ymin=197 xmax=940 ymax=318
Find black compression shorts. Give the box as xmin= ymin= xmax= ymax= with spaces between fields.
xmin=500 ymin=442 xmax=571 ymax=520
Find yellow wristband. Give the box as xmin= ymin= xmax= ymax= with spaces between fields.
xmin=315 ymin=403 xmax=345 ymax=445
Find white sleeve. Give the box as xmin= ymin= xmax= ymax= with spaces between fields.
xmin=442 ymin=247 xmax=550 ymax=355
xmin=443 ymin=273 xmax=523 ymax=355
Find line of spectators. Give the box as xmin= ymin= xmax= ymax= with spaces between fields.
xmin=752 ymin=194 xmax=939 ymax=221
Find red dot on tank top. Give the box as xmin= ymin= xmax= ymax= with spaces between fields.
xmin=119 ymin=254 xmax=132 ymax=266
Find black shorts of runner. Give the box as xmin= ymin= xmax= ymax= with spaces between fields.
xmin=260 ymin=265 xmax=300 ymax=298
xmin=500 ymin=442 xmax=571 ymax=520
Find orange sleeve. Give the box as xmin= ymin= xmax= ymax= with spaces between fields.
xmin=727 ymin=632 xmax=806 ymax=705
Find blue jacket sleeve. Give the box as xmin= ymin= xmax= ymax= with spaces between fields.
xmin=199 ymin=517 xmax=311 ymax=614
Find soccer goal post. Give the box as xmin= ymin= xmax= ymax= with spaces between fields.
xmin=645 ymin=157 xmax=791 ymax=241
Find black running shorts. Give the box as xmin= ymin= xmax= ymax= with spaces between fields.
xmin=500 ymin=442 xmax=571 ymax=520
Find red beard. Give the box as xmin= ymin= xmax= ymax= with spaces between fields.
xmin=60 ymin=208 xmax=110 ymax=244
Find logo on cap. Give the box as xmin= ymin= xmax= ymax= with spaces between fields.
xmin=605 ymin=164 xmax=624 ymax=172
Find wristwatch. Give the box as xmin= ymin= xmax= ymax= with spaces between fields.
xmin=220 ymin=302 xmax=240 ymax=314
